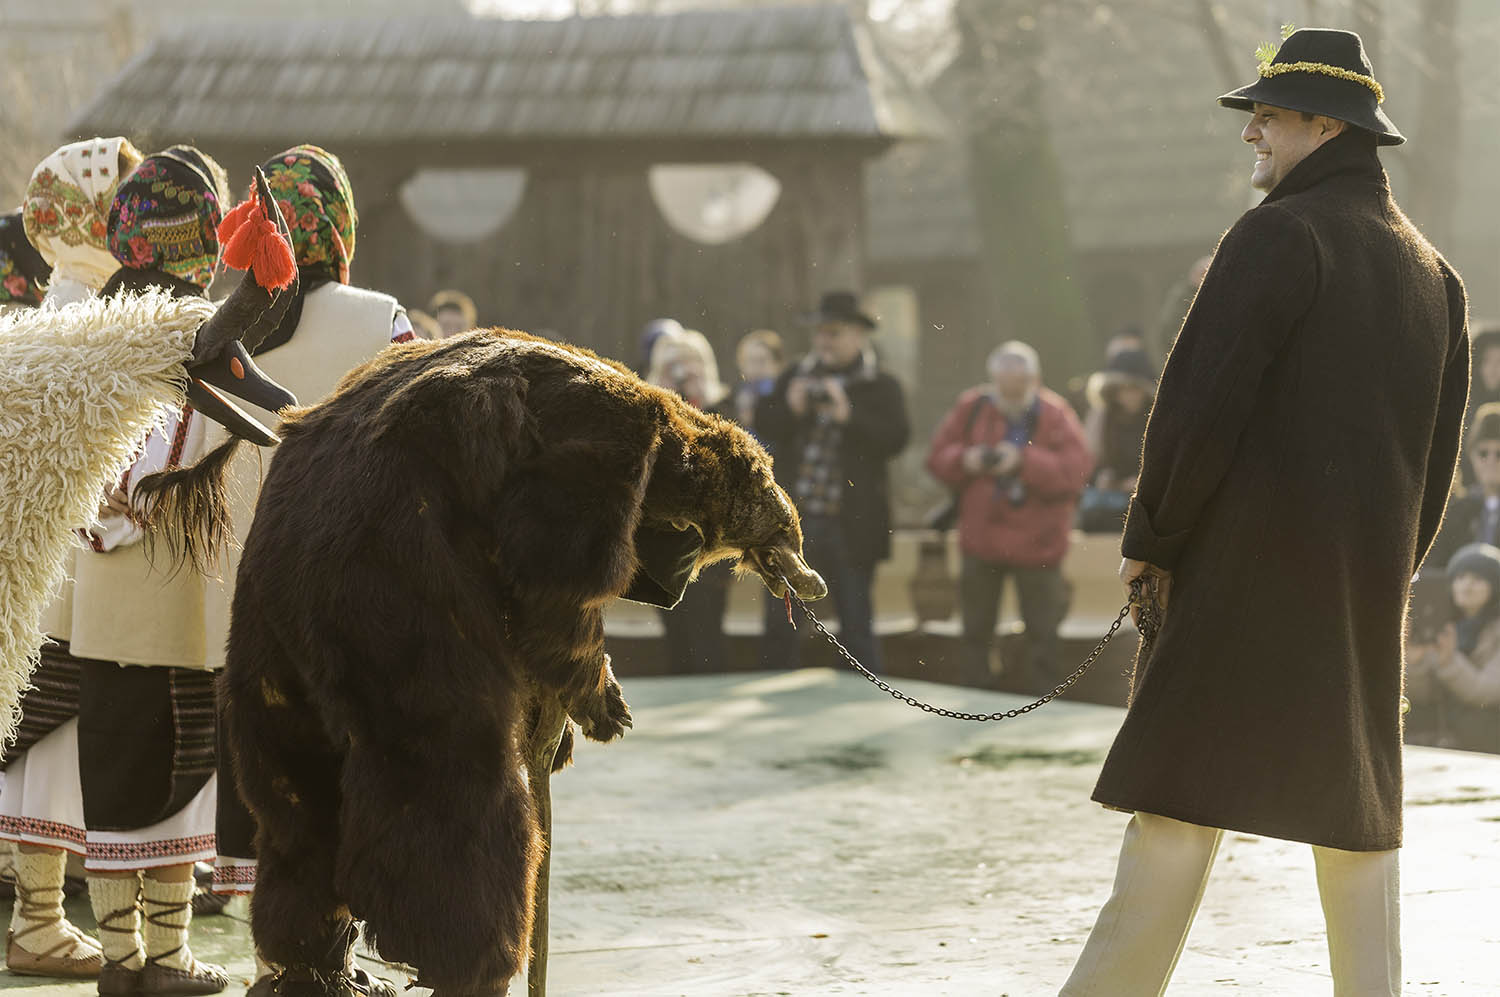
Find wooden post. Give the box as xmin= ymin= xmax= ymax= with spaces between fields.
xmin=525 ymin=696 xmax=568 ymax=997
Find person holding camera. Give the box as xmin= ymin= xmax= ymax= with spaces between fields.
xmin=925 ymin=341 xmax=1091 ymax=688
xmin=756 ymin=291 xmax=909 ymax=671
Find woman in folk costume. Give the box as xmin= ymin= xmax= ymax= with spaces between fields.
xmin=0 ymin=206 xmax=56 ymax=944
xmin=0 ymin=145 xmax=299 ymax=991
xmin=0 ymin=210 xmax=51 ymax=314
xmin=205 ymin=144 xmax=410 ymax=997
xmin=0 ymin=136 xmax=143 ymax=983
xmin=64 ymin=147 xmax=236 ymax=997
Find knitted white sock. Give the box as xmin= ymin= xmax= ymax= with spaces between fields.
xmin=11 ymin=849 xmax=102 ymax=959
xmin=85 ymin=873 xmax=144 ymax=971
xmin=142 ymin=876 xmax=197 ymax=972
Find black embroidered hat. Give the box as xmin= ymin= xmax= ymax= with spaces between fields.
xmin=1218 ymin=27 xmax=1403 ymax=146
xmin=805 ymin=290 xmax=876 ymax=330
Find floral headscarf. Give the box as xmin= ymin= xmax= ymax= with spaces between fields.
xmin=23 ymin=137 xmax=144 ymax=292
xmin=261 ymin=145 xmax=356 ymax=284
xmin=0 ymin=211 xmax=50 ymax=307
xmin=106 ymin=146 xmax=230 ymax=291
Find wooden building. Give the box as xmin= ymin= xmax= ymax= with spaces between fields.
xmin=70 ymin=5 xmax=935 ymax=363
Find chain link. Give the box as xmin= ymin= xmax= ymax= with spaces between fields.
xmin=782 ymin=578 xmax=1137 ymax=723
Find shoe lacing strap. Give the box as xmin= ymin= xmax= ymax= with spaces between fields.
xmin=12 ymin=876 xmax=89 ymax=961
xmin=141 ymin=894 xmax=191 ymax=969
xmin=97 ymin=901 xmax=144 ymax=970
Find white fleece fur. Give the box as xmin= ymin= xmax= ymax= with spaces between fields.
xmin=0 ymin=288 xmax=212 ymax=750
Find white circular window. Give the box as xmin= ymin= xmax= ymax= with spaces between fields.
xmin=399 ymin=168 xmax=527 ymax=244
xmin=648 ymin=163 xmax=782 ymax=245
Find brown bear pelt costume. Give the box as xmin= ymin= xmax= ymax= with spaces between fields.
xmin=219 ymin=330 xmax=824 ymax=995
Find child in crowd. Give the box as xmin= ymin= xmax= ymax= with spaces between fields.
xmin=1408 ymin=544 xmax=1500 ymax=753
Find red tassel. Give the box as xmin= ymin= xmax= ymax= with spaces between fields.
xmin=216 ymin=198 xmax=258 ymax=245
xmin=251 ymin=219 xmax=296 ymax=290
xmin=221 ymin=211 xmax=296 ymax=290
xmin=220 ymin=210 xmax=264 ymax=271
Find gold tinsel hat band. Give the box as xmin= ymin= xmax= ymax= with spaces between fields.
xmin=1224 ymin=26 xmax=1403 ymax=146
xmin=1257 ymin=60 xmax=1385 ymax=104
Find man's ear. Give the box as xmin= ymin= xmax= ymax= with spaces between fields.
xmin=1318 ymin=115 xmax=1348 ymax=138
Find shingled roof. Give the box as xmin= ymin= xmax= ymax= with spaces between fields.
xmin=70 ymin=5 xmax=934 ymax=151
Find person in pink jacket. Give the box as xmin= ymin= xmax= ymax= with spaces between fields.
xmin=926 ymin=341 xmax=1093 ymax=689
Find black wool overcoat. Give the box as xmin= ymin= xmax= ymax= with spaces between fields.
xmin=1094 ymin=132 xmax=1471 ymax=851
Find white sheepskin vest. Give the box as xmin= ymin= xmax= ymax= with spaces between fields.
xmin=0 ymin=288 xmax=209 ymax=745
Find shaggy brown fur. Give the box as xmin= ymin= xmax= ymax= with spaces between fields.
xmin=223 ymin=330 xmax=820 ymax=994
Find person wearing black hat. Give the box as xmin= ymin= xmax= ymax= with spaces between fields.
xmin=1063 ymin=28 xmax=1470 ymax=996
xmin=755 ymin=291 xmax=909 ymax=671
xmin=1427 ymin=402 xmax=1500 ymax=571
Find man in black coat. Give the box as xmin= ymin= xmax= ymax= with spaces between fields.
xmin=1063 ymin=29 xmax=1469 ymax=996
xmin=756 ymin=291 xmax=910 ymax=671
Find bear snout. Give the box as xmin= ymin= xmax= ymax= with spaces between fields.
xmin=744 ymin=546 xmax=827 ymax=601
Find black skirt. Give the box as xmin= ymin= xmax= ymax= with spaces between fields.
xmin=77 ymin=661 xmax=215 ymax=831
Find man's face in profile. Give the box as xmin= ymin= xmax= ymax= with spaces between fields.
xmin=1241 ymin=102 xmax=1345 ymax=192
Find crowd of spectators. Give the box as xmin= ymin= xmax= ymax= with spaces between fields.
xmin=636 ymin=290 xmax=1139 ymax=692
xmin=1405 ymin=331 xmax=1500 ymax=753
xmin=626 ymin=289 xmax=1498 ymax=756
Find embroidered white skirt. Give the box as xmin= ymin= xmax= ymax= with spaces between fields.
xmin=0 ymin=720 xmax=217 ymax=870
xmin=84 ymin=774 xmax=216 ymax=872
xmin=0 ymin=719 xmax=88 ymax=855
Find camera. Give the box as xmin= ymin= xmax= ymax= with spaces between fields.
xmin=805 ymin=383 xmax=833 ymax=406
xmin=980 ymin=446 xmax=1027 ymax=506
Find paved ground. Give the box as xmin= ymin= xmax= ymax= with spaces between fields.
xmin=5 ymin=669 xmax=1499 ymax=995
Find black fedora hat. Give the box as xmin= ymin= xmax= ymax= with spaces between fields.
xmin=804 ymin=290 xmax=876 ymax=330
xmin=1219 ymin=28 xmax=1402 ymax=146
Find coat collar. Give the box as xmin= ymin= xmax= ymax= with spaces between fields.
xmin=1261 ymin=130 xmax=1387 ymax=205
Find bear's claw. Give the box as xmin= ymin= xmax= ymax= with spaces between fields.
xmin=576 ymin=677 xmax=632 ymax=743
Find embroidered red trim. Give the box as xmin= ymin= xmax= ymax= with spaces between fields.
xmin=0 ymin=815 xmax=88 ymax=846
xmin=85 ymin=833 xmax=216 ymax=862
xmin=165 ymin=405 xmax=194 ymax=469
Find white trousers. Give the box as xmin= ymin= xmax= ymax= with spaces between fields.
xmin=1061 ymin=812 xmax=1401 ymax=996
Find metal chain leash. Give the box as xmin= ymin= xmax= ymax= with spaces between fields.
xmin=779 ymin=574 xmax=1158 ymax=723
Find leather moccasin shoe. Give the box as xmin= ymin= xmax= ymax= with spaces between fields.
xmin=98 ymin=962 xmax=143 ymax=996
xmin=4 ymin=927 xmax=104 ymax=979
xmin=139 ymin=959 xmax=228 ymax=996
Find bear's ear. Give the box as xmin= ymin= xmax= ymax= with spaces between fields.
xmin=372 ymin=358 xmax=538 ymax=512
